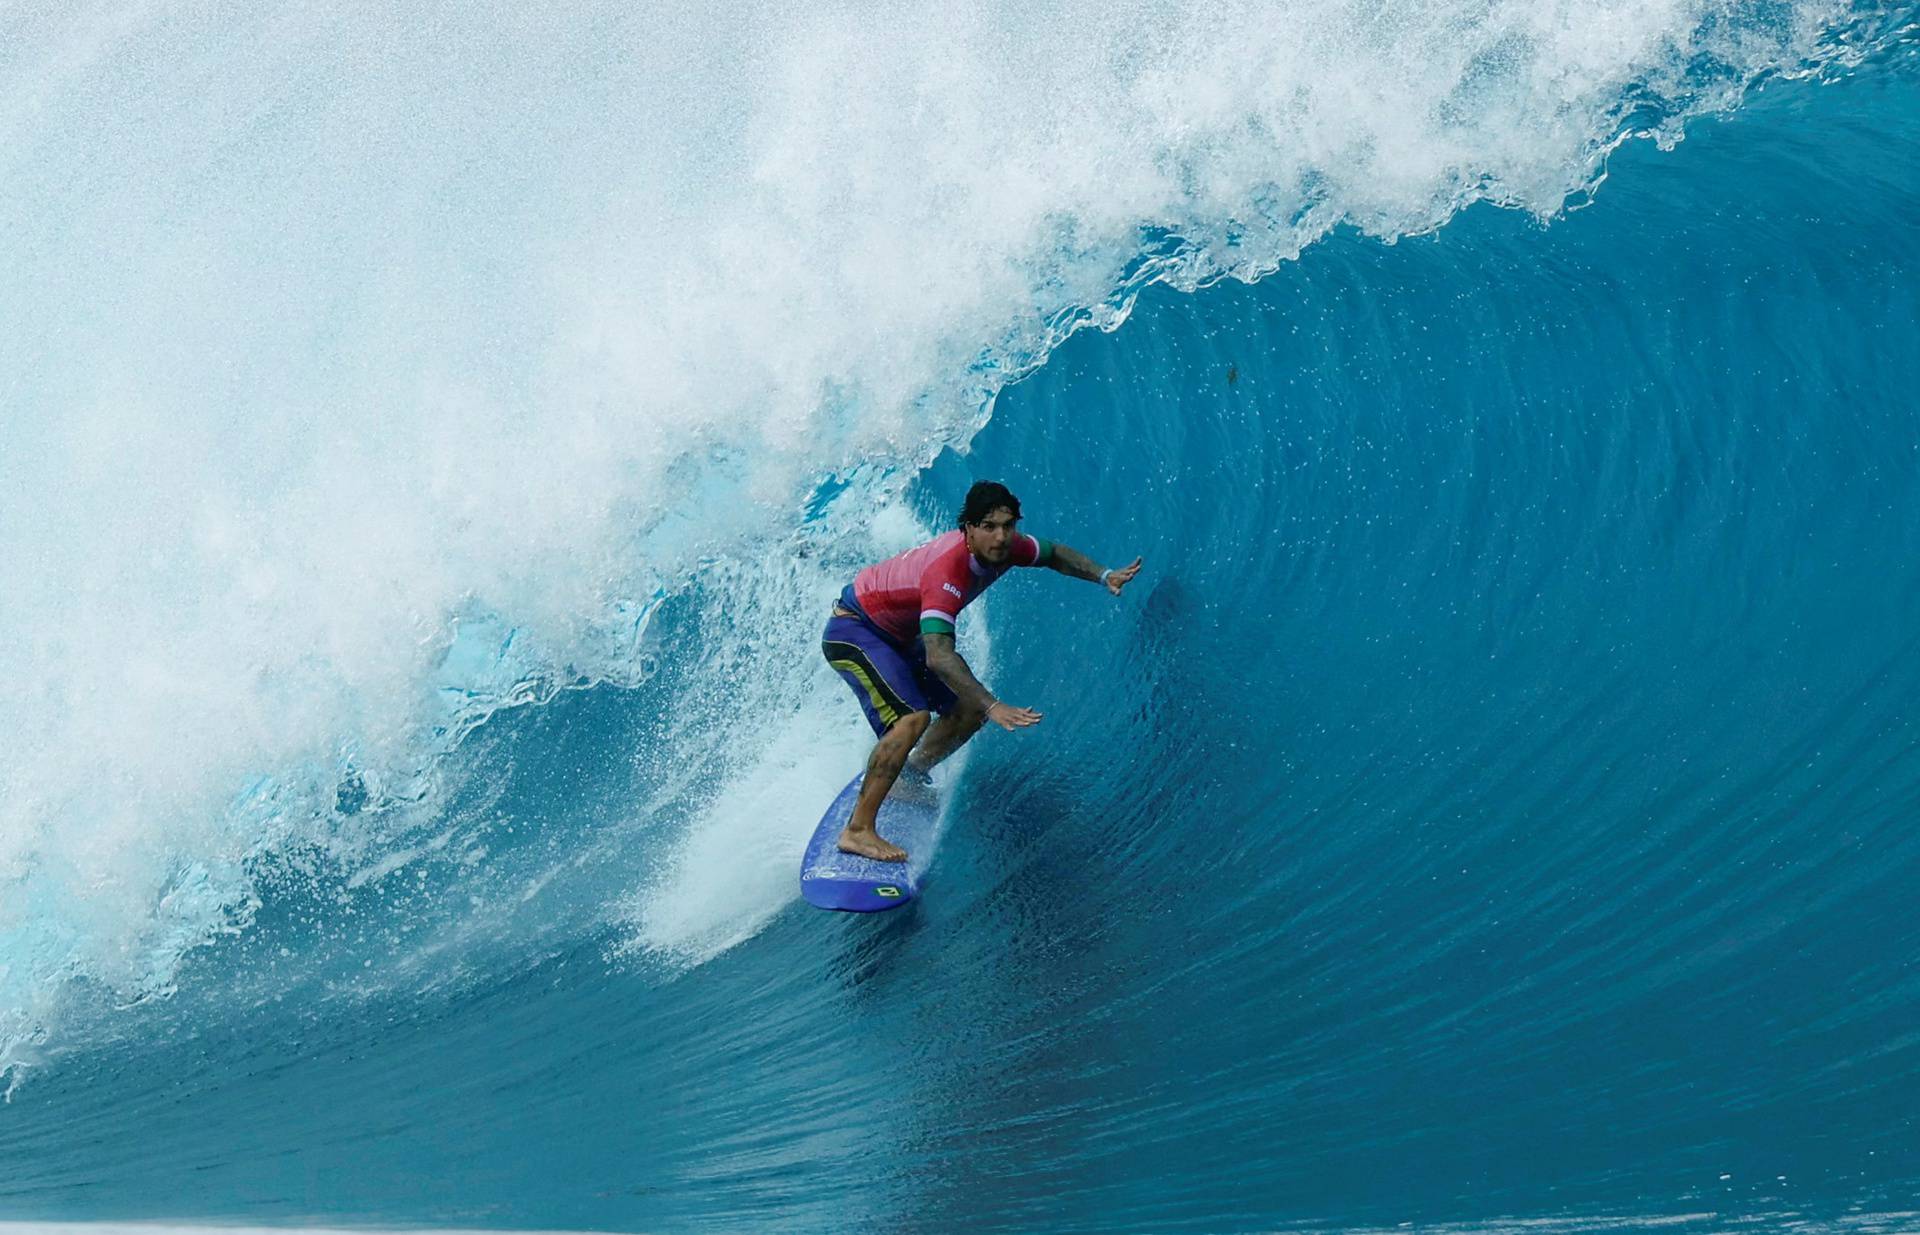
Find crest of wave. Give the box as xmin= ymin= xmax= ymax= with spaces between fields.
xmin=0 ymin=0 xmax=1854 ymax=1079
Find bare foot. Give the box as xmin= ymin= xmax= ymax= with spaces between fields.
xmin=838 ymin=825 xmax=907 ymax=863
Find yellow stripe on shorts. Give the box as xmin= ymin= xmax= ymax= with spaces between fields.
xmin=829 ymin=657 xmax=900 ymax=727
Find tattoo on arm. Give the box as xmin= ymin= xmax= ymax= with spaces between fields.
xmin=1047 ymin=542 xmax=1106 ymax=583
xmin=922 ymin=632 xmax=997 ymax=711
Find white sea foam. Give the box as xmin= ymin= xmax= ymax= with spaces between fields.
xmin=0 ymin=0 xmax=1854 ymax=1074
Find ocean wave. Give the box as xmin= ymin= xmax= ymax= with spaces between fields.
xmin=0 ymin=0 xmax=1900 ymax=1086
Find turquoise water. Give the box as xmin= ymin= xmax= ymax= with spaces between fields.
xmin=3 ymin=3 xmax=1919 ymax=1231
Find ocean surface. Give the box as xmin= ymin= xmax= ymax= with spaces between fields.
xmin=3 ymin=2 xmax=1919 ymax=1232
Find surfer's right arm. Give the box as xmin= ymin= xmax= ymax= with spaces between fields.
xmin=922 ymin=632 xmax=1042 ymax=730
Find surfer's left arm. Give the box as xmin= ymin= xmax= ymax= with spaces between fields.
xmin=1045 ymin=542 xmax=1143 ymax=596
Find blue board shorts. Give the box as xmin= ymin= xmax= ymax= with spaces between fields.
xmin=822 ymin=590 xmax=958 ymax=737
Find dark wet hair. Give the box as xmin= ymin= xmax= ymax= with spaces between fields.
xmin=959 ymin=480 xmax=1022 ymax=527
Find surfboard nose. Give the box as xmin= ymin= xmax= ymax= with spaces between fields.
xmin=800 ymin=872 xmax=916 ymax=912
xmin=800 ymin=772 xmax=938 ymax=912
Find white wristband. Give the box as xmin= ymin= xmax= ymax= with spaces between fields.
xmin=1098 ymin=568 xmax=1112 ymax=586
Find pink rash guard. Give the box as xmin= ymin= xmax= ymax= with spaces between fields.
xmin=849 ymin=530 xmax=1051 ymax=645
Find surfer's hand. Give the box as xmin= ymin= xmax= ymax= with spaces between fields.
xmin=1104 ymin=556 xmax=1143 ymax=595
xmin=986 ymin=701 xmax=1042 ymax=730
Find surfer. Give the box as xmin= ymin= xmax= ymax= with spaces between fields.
xmin=822 ymin=481 xmax=1142 ymax=861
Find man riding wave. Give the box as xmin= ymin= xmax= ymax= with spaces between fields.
xmin=822 ymin=481 xmax=1143 ymax=862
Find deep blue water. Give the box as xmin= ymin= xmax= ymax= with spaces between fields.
xmin=4 ymin=5 xmax=1920 ymax=1233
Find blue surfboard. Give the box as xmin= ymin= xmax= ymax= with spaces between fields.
xmin=800 ymin=772 xmax=941 ymax=912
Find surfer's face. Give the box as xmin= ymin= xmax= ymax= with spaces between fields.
xmin=965 ymin=508 xmax=1018 ymax=564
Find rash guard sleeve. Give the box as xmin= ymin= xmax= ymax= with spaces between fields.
xmin=918 ymin=563 xmax=967 ymax=637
